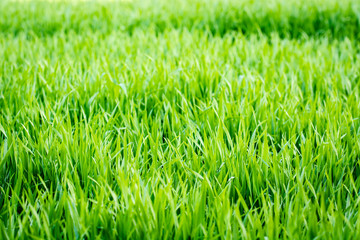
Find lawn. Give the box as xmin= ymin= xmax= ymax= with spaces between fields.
xmin=0 ymin=0 xmax=360 ymax=239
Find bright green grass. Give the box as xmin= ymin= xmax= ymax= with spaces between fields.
xmin=0 ymin=0 xmax=360 ymax=239
xmin=1 ymin=0 xmax=360 ymax=39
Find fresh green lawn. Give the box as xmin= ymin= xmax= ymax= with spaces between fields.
xmin=0 ymin=0 xmax=360 ymax=239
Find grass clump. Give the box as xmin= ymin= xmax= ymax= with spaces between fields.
xmin=0 ymin=0 xmax=360 ymax=239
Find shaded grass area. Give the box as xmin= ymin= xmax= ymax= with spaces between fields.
xmin=1 ymin=0 xmax=360 ymax=239
xmin=0 ymin=0 xmax=360 ymax=39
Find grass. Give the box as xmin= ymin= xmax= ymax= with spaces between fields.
xmin=1 ymin=0 xmax=360 ymax=39
xmin=0 ymin=0 xmax=360 ymax=239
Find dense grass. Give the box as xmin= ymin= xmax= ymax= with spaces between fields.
xmin=1 ymin=0 xmax=360 ymax=239
xmin=1 ymin=0 xmax=360 ymax=39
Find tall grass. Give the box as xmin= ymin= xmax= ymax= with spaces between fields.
xmin=1 ymin=0 xmax=360 ymax=38
xmin=0 ymin=0 xmax=360 ymax=239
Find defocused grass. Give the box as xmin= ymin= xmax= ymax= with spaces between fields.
xmin=1 ymin=0 xmax=360 ymax=38
xmin=0 ymin=0 xmax=360 ymax=239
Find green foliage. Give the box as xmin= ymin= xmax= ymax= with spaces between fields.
xmin=1 ymin=0 xmax=360 ymax=39
xmin=0 ymin=0 xmax=360 ymax=239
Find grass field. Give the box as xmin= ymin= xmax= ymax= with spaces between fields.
xmin=1 ymin=0 xmax=360 ymax=239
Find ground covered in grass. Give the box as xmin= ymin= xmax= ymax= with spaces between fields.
xmin=0 ymin=0 xmax=360 ymax=239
